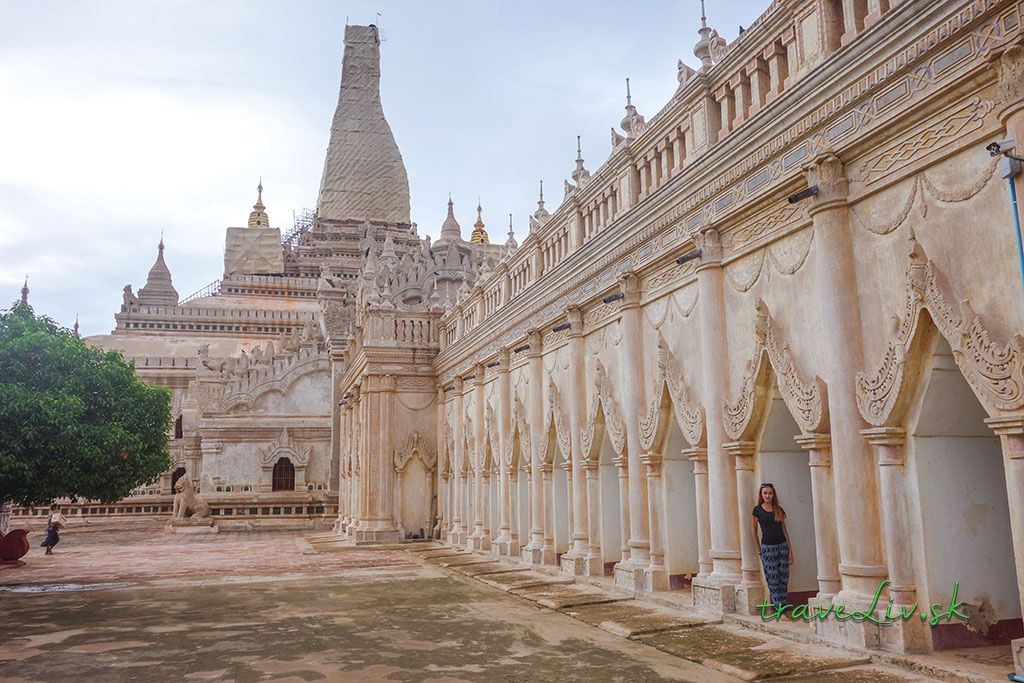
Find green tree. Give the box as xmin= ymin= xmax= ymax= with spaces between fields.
xmin=0 ymin=302 xmax=172 ymax=531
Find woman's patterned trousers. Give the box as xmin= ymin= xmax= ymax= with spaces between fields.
xmin=760 ymin=541 xmax=789 ymax=608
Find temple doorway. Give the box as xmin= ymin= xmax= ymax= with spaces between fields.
xmin=598 ymin=437 xmax=622 ymax=574
xmin=909 ymin=336 xmax=1022 ymax=650
xmin=661 ymin=418 xmax=699 ymax=590
xmin=755 ymin=388 xmax=818 ymax=606
xmin=170 ymin=467 xmax=187 ymax=493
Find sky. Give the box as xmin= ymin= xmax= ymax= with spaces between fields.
xmin=0 ymin=1 xmax=768 ymax=337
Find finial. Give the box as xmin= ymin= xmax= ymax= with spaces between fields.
xmin=258 ymin=177 xmax=263 ymax=197
xmin=73 ymin=313 xmax=80 ymax=338
xmin=700 ymin=0 xmax=707 ymax=28
xmin=576 ymin=135 xmax=582 ymax=160
xmin=159 ymin=229 xmax=164 ymax=251
xmin=626 ymin=77 xmax=632 ymax=106
xmin=477 ymin=197 xmax=482 ymax=214
xmin=508 ymin=213 xmax=513 ymax=231
xmin=20 ymin=275 xmax=28 ymax=305
xmin=539 ymin=179 xmax=544 ymax=202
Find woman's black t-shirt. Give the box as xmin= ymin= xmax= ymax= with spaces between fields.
xmin=752 ymin=505 xmax=786 ymax=546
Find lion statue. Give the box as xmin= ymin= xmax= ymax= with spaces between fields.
xmin=172 ymin=477 xmax=211 ymax=520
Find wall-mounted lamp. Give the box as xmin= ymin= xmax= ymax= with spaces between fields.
xmin=602 ymin=291 xmax=625 ymax=304
xmin=787 ymin=185 xmax=818 ymax=204
xmin=676 ymin=249 xmax=701 ymax=265
xmin=512 ymin=343 xmax=530 ymax=353
xmin=443 ymin=385 xmax=455 ymax=393
xmin=485 ymin=361 xmax=500 ymax=368
xmin=551 ymin=322 xmax=571 ymax=333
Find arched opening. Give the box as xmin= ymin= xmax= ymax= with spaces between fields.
xmin=661 ymin=414 xmax=699 ymax=591
xmin=174 ymin=415 xmax=183 ymax=439
xmin=272 ymin=457 xmax=295 ymax=492
xmin=549 ymin=428 xmax=571 ymax=562
xmin=400 ymin=453 xmax=431 ymax=539
xmin=754 ymin=387 xmax=818 ymax=607
xmin=598 ymin=434 xmax=622 ymax=574
xmin=509 ymin=428 xmax=526 ymax=551
xmin=170 ymin=467 xmax=187 ymax=493
xmin=909 ymin=336 xmax=1022 ymax=650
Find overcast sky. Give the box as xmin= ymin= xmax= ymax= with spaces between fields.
xmin=1 ymin=1 xmax=768 ymax=337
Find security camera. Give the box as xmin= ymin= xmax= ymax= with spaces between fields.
xmin=987 ymin=138 xmax=1015 ymax=157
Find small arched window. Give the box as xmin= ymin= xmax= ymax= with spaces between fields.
xmin=272 ymin=457 xmax=295 ymax=492
xmin=174 ymin=415 xmax=183 ymax=439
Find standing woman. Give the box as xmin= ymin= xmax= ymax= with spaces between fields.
xmin=40 ymin=503 xmax=66 ymax=555
xmin=751 ymin=483 xmax=794 ymax=610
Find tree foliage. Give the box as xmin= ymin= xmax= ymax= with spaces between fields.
xmin=0 ymin=303 xmax=172 ymax=507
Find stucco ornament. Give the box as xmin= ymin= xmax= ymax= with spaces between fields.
xmin=581 ymin=359 xmax=626 ymax=461
xmin=544 ymin=375 xmax=572 ymax=464
xmin=639 ymin=332 xmax=706 ymax=450
xmin=258 ymin=429 xmax=312 ymax=468
xmin=724 ymin=300 xmax=828 ymax=440
xmin=394 ymin=431 xmax=437 ymax=472
xmin=857 ymin=233 xmax=1024 ymax=424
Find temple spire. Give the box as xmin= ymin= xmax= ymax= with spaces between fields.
xmin=137 ymin=236 xmax=179 ymax=306
xmin=317 ymin=25 xmax=411 ymax=225
xmin=470 ymin=200 xmax=489 ymax=244
xmin=20 ymin=275 xmax=28 ymax=305
xmin=437 ymin=195 xmax=463 ymax=244
xmin=248 ymin=179 xmax=270 ymax=228
xmin=572 ymin=136 xmax=591 ymax=184
xmin=620 ymin=78 xmax=646 ymax=136
xmin=73 ymin=313 xmax=80 ymax=338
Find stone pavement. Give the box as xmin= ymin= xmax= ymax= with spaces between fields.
xmin=0 ymin=520 xmax=997 ymax=682
xmin=0 ymin=520 xmax=726 ymax=682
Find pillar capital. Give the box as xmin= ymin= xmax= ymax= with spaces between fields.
xmin=986 ymin=414 xmax=1024 ymax=436
xmin=991 ymin=36 xmax=1024 ymax=123
xmin=724 ymin=440 xmax=757 ymax=470
xmin=453 ymin=376 xmax=464 ymax=394
xmin=565 ymin=304 xmax=584 ymax=333
xmin=612 ymin=455 xmax=629 ymax=471
xmin=794 ymin=433 xmax=831 ymax=451
xmin=694 ymin=227 xmax=723 ymax=268
xmin=497 ymin=347 xmax=510 ymax=372
xmin=804 ymin=153 xmax=849 ymax=212
xmin=619 ymin=271 xmax=643 ymax=308
xmin=473 ymin=364 xmax=486 ymax=385
xmin=526 ymin=328 xmax=544 ymax=356
xmin=860 ymin=426 xmax=906 ymax=447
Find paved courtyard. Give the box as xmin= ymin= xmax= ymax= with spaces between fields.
xmin=0 ymin=519 xmax=970 ymax=682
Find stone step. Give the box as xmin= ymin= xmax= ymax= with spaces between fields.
xmin=559 ymin=600 xmax=717 ymax=638
xmin=636 ymin=624 xmax=869 ymax=681
xmin=509 ymin=583 xmax=636 ymax=609
xmin=454 ymin=562 xmax=529 ymax=577
xmin=476 ymin=571 xmax=574 ymax=592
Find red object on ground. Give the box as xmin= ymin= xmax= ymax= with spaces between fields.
xmin=0 ymin=529 xmax=30 ymax=562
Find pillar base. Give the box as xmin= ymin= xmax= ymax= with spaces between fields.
xmin=692 ymin=575 xmax=739 ymax=613
xmin=809 ymin=594 xmax=882 ymax=649
xmin=735 ymin=581 xmax=767 ymax=615
xmin=447 ymin=529 xmax=467 ymax=546
xmin=1012 ymin=637 xmax=1024 ymax=677
xmin=613 ymin=559 xmax=649 ymax=592
xmin=521 ymin=544 xmax=545 ymax=566
xmin=541 ymin=546 xmax=559 ymax=565
xmin=643 ymin=563 xmax=670 ymax=592
xmin=350 ymin=527 xmax=400 ymax=543
xmin=491 ymin=536 xmax=519 ymax=558
xmin=878 ymin=606 xmax=930 ymax=654
xmin=560 ymin=551 xmax=602 ymax=577
xmin=469 ymin=533 xmax=491 ymax=552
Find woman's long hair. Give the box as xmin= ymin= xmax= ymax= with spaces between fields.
xmin=758 ymin=484 xmax=786 ymax=522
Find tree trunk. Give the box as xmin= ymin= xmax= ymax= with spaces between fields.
xmin=0 ymin=501 xmax=12 ymax=536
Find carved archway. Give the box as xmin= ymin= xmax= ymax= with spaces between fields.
xmin=258 ymin=429 xmax=311 ymax=492
xmin=724 ymin=299 xmax=829 ymax=441
xmin=857 ymin=235 xmax=1024 ymax=425
xmin=581 ymin=359 xmax=627 ymax=463
xmin=639 ymin=332 xmax=706 ymax=452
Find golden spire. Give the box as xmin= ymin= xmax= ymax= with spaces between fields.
xmin=248 ymin=178 xmax=270 ymax=228
xmin=470 ymin=199 xmax=489 ymax=244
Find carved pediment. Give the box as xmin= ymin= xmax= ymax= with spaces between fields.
xmin=639 ymin=332 xmax=706 ymax=450
xmin=394 ymin=431 xmax=437 ymax=472
xmin=581 ymin=359 xmax=626 ymax=462
xmin=258 ymin=428 xmax=311 ymax=469
xmin=858 ymin=235 xmax=1024 ymax=424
